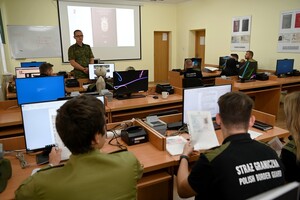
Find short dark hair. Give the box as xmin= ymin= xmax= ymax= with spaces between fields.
xmin=73 ymin=30 xmax=82 ymax=36
xmin=39 ymin=63 xmax=53 ymax=75
xmin=218 ymin=92 xmax=253 ymax=130
xmin=246 ymin=50 xmax=254 ymax=57
xmin=56 ymin=95 xmax=106 ymax=154
xmin=231 ymin=53 xmax=239 ymax=60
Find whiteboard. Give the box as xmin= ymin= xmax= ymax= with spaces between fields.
xmin=7 ymin=25 xmax=61 ymax=59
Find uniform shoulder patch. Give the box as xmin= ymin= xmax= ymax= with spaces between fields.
xmin=203 ymin=142 xmax=230 ymax=162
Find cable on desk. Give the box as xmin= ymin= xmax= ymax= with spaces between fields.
xmin=16 ymin=152 xmax=29 ymax=169
xmin=108 ymin=129 xmax=127 ymax=150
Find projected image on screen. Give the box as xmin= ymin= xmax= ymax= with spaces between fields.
xmin=59 ymin=1 xmax=140 ymax=62
xmin=113 ymin=70 xmax=148 ymax=100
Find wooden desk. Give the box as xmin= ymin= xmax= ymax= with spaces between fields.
xmin=0 ymin=100 xmax=24 ymax=151
xmin=1 ymin=111 xmax=289 ymax=200
xmin=215 ymin=77 xmax=281 ymax=116
xmin=107 ymin=94 xmax=182 ymax=123
xmin=1 ymin=119 xmax=175 ymax=200
xmin=270 ymin=75 xmax=300 ymax=93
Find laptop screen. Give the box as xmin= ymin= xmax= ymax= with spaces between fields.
xmin=21 ymin=96 xmax=105 ymax=152
xmin=183 ymin=84 xmax=232 ymax=124
xmin=15 ymin=67 xmax=40 ymax=78
xmin=15 ymin=76 xmax=66 ymax=105
xmin=88 ymin=63 xmax=115 ymax=79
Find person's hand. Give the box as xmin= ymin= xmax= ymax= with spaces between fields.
xmin=83 ymin=68 xmax=89 ymax=74
xmin=49 ymin=147 xmax=62 ymax=166
xmin=182 ymin=141 xmax=194 ymax=157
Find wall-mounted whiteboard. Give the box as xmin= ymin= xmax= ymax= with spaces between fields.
xmin=7 ymin=25 xmax=61 ymax=59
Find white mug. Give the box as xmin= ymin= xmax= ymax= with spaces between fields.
xmin=162 ymin=91 xmax=169 ymax=99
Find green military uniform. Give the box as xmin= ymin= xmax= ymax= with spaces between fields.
xmin=68 ymin=43 xmax=94 ymax=78
xmin=15 ymin=150 xmax=143 ymax=200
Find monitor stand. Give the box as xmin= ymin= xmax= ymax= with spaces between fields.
xmin=116 ymin=93 xmax=146 ymax=100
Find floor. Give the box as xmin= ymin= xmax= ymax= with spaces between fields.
xmin=173 ymin=103 xmax=287 ymax=200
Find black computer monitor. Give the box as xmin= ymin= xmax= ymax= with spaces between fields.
xmin=184 ymin=58 xmax=202 ymax=69
xmin=15 ymin=67 xmax=40 ymax=78
xmin=88 ymin=63 xmax=115 ymax=79
xmin=238 ymin=61 xmax=258 ymax=81
xmin=15 ymin=76 xmax=66 ymax=105
xmin=20 ymin=61 xmax=46 ymax=67
xmin=21 ymin=96 xmax=105 ymax=152
xmin=219 ymin=56 xmax=231 ymax=68
xmin=113 ymin=70 xmax=148 ymax=100
xmin=275 ymin=59 xmax=294 ymax=77
xmin=183 ymin=84 xmax=232 ymax=124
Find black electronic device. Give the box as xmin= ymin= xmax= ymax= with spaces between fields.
xmin=121 ymin=126 xmax=148 ymax=146
xmin=155 ymin=84 xmax=174 ymax=94
xmin=113 ymin=70 xmax=148 ymax=100
xmin=253 ymin=121 xmax=273 ymax=131
xmin=238 ymin=61 xmax=258 ymax=81
xmin=275 ymin=59 xmax=294 ymax=77
xmin=219 ymin=56 xmax=231 ymax=69
xmin=255 ymin=73 xmax=269 ymax=81
xmin=66 ymin=78 xmax=80 ymax=87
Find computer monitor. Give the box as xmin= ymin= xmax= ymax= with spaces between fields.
xmin=113 ymin=70 xmax=148 ymax=100
xmin=20 ymin=61 xmax=46 ymax=67
xmin=21 ymin=96 xmax=105 ymax=152
xmin=88 ymin=63 xmax=115 ymax=79
xmin=15 ymin=67 xmax=40 ymax=78
xmin=238 ymin=61 xmax=258 ymax=81
xmin=275 ymin=59 xmax=294 ymax=77
xmin=184 ymin=58 xmax=202 ymax=69
xmin=15 ymin=76 xmax=66 ymax=105
xmin=183 ymin=84 xmax=232 ymax=124
xmin=219 ymin=56 xmax=231 ymax=68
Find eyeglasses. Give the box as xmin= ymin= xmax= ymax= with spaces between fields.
xmin=75 ymin=35 xmax=83 ymax=38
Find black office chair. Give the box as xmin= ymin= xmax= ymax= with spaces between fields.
xmin=182 ymin=77 xmax=203 ymax=88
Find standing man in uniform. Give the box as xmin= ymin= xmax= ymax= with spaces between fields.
xmin=68 ymin=30 xmax=94 ymax=78
xmin=177 ymin=92 xmax=285 ymax=199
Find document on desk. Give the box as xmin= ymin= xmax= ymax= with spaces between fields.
xmin=166 ymin=136 xmax=187 ymax=156
xmin=187 ymin=111 xmax=219 ymax=150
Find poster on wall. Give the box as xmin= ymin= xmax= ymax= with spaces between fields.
xmin=277 ymin=10 xmax=300 ymax=53
xmin=230 ymin=16 xmax=252 ymax=51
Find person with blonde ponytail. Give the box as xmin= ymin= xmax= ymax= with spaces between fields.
xmin=280 ymin=91 xmax=300 ymax=182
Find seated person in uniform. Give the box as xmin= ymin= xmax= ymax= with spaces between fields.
xmin=240 ymin=50 xmax=256 ymax=66
xmin=177 ymin=92 xmax=285 ymax=199
xmin=39 ymin=63 xmax=53 ymax=76
xmin=221 ymin=54 xmax=239 ymax=76
xmin=280 ymin=91 xmax=300 ymax=183
xmin=183 ymin=59 xmax=203 ymax=78
xmin=15 ymin=95 xmax=143 ymax=200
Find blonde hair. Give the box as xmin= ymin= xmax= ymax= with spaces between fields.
xmin=284 ymin=91 xmax=300 ymax=161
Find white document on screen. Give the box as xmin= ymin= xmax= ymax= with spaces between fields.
xmin=187 ymin=111 xmax=219 ymax=150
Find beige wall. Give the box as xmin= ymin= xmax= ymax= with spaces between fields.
xmin=0 ymin=0 xmax=177 ymax=81
xmin=177 ymin=0 xmax=300 ymax=70
xmin=0 ymin=0 xmax=299 ymax=80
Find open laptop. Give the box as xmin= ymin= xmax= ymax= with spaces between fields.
xmin=21 ymin=96 xmax=105 ymax=163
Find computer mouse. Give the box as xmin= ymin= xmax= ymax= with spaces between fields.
xmin=153 ymin=96 xmax=158 ymax=99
